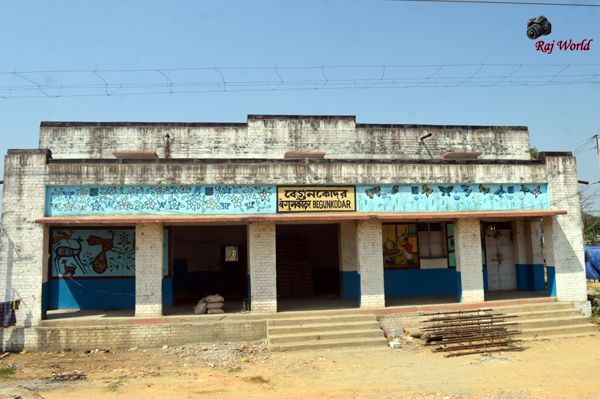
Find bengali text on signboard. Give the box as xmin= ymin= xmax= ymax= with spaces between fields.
xmin=277 ymin=186 xmax=356 ymax=213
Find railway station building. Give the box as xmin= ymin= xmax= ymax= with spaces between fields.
xmin=0 ymin=115 xmax=589 ymax=329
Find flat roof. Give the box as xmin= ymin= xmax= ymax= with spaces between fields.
xmin=36 ymin=210 xmax=566 ymax=226
xmin=39 ymin=115 xmax=528 ymax=130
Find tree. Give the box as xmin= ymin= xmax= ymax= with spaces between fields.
xmin=530 ymin=147 xmax=540 ymax=160
xmin=581 ymin=185 xmax=600 ymax=246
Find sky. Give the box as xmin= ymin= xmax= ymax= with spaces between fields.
xmin=0 ymin=0 xmax=599 ymax=212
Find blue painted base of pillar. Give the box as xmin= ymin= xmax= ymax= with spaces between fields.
xmin=457 ymin=271 xmax=462 ymax=302
xmin=41 ymin=281 xmax=48 ymax=320
xmin=547 ymin=266 xmax=556 ymax=297
xmin=482 ymin=267 xmax=489 ymax=292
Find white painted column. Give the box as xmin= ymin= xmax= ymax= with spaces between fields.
xmin=357 ymin=219 xmax=385 ymax=308
xmin=455 ymin=219 xmax=485 ymax=303
xmin=135 ymin=223 xmax=164 ymax=317
xmin=542 ymin=155 xmax=588 ymax=314
xmin=529 ymin=219 xmax=544 ymax=265
xmin=248 ymin=222 xmax=277 ymax=313
xmin=543 ymin=216 xmax=587 ymax=302
xmin=513 ymin=220 xmax=531 ymax=265
xmin=0 ymin=150 xmax=48 ymax=328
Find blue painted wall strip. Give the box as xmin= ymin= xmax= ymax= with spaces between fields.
xmin=339 ymin=271 xmax=360 ymax=300
xmin=547 ymin=266 xmax=557 ymax=297
xmin=48 ymin=278 xmax=174 ymax=310
xmin=384 ymin=269 xmax=458 ymax=298
xmin=516 ymin=264 xmax=546 ymax=291
xmin=457 ymin=271 xmax=462 ymax=302
xmin=482 ymin=266 xmax=489 ymax=292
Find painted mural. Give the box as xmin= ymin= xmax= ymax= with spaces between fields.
xmin=356 ymin=184 xmax=549 ymax=213
xmin=46 ymin=185 xmax=277 ymax=216
xmin=50 ymin=229 xmax=169 ymax=278
xmin=46 ymin=184 xmax=549 ymax=216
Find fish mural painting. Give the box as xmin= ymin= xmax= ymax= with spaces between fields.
xmin=50 ymin=229 xmax=149 ymax=278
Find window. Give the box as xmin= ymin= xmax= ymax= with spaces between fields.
xmin=447 ymin=223 xmax=456 ymax=267
xmin=382 ymin=222 xmax=454 ymax=268
xmin=417 ymin=223 xmax=446 ymax=258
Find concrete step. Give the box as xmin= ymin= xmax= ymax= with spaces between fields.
xmin=492 ymin=302 xmax=574 ymax=314
xmin=511 ymin=316 xmax=590 ymax=330
xmin=517 ymin=323 xmax=598 ymax=339
xmin=269 ymin=329 xmax=383 ymax=344
xmin=501 ymin=309 xmax=581 ymax=320
xmin=268 ymin=321 xmax=381 ymax=335
xmin=270 ymin=336 xmax=388 ymax=352
xmin=521 ymin=331 xmax=600 ymax=341
xmin=267 ymin=315 xmax=375 ymax=327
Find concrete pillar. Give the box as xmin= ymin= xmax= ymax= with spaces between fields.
xmin=542 ymin=154 xmax=588 ymax=314
xmin=248 ymin=222 xmax=277 ymax=312
xmin=41 ymin=225 xmax=50 ymax=320
xmin=339 ymin=221 xmax=360 ymax=300
xmin=0 ymin=150 xmax=48 ymax=328
xmin=135 ymin=223 xmax=164 ymax=317
xmin=529 ymin=219 xmax=544 ymax=265
xmin=543 ymin=215 xmax=587 ymax=302
xmin=455 ymin=219 xmax=485 ymax=303
xmin=513 ymin=220 xmax=531 ymax=265
xmin=356 ymin=219 xmax=385 ymax=308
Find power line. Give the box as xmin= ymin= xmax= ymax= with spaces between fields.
xmin=0 ymin=63 xmax=597 ymax=99
xmin=386 ymin=0 xmax=600 ymax=7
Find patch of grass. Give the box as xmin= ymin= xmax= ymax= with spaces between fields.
xmin=241 ymin=376 xmax=269 ymax=384
xmin=0 ymin=367 xmax=16 ymax=378
xmin=106 ymin=379 xmax=124 ymax=392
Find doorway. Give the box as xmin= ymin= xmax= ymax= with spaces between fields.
xmin=171 ymin=225 xmax=248 ymax=306
xmin=484 ymin=223 xmax=516 ymax=291
xmin=275 ymin=224 xmax=340 ymax=306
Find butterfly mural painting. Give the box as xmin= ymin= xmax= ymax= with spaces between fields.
xmin=531 ymin=185 xmax=542 ymax=198
xmin=421 ymin=184 xmax=433 ymax=197
xmin=479 ymin=184 xmax=491 ymax=194
xmin=438 ymin=186 xmax=454 ymax=197
xmin=520 ymin=184 xmax=531 ymax=195
xmin=391 ymin=185 xmax=400 ymax=195
xmin=494 ymin=185 xmax=506 ymax=197
xmin=365 ymin=186 xmax=382 ymax=199
xmin=461 ymin=184 xmax=473 ymax=197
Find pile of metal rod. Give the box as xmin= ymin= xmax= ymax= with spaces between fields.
xmin=420 ymin=309 xmax=522 ymax=357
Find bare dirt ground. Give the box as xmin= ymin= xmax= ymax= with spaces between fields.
xmin=1 ymin=334 xmax=600 ymax=399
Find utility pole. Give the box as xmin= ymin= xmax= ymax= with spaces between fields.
xmin=596 ymin=134 xmax=600 ymax=165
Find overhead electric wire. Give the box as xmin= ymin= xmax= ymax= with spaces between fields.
xmin=386 ymin=0 xmax=600 ymax=7
xmin=0 ymin=63 xmax=598 ymax=99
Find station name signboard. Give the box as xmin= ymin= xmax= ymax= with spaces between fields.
xmin=277 ymin=186 xmax=356 ymax=213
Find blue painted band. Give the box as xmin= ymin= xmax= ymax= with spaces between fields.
xmin=48 ymin=278 xmax=173 ymax=310
xmin=340 ymin=271 xmax=360 ymax=300
xmin=547 ymin=266 xmax=557 ymax=297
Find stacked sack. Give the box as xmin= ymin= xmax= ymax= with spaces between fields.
xmin=193 ymin=294 xmax=225 ymax=314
